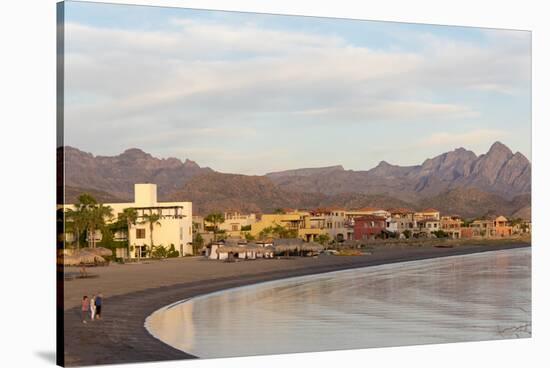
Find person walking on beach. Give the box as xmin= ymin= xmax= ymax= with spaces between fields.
xmin=81 ymin=296 xmax=90 ymax=324
xmin=90 ymin=295 xmax=96 ymax=321
xmin=95 ymin=293 xmax=103 ymax=320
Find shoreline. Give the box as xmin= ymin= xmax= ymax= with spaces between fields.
xmin=63 ymin=242 xmax=530 ymax=367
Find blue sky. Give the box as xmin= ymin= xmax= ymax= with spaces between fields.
xmin=63 ymin=1 xmax=531 ymax=174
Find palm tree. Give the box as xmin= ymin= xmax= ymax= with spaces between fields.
xmin=77 ymin=193 xmax=98 ymax=208
xmin=141 ymin=212 xmax=162 ymax=257
xmin=193 ymin=233 xmax=204 ymax=255
xmin=86 ymin=204 xmax=113 ymax=248
xmin=118 ymin=208 xmax=138 ymax=259
xmin=65 ymin=194 xmax=98 ymax=250
xmin=205 ymin=212 xmax=225 ymax=242
xmin=259 ymin=226 xmax=274 ymax=240
xmin=65 ymin=208 xmax=86 ymax=250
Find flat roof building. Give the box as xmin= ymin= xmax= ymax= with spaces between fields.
xmin=67 ymin=183 xmax=193 ymax=258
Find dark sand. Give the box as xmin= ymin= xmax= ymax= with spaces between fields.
xmin=62 ymin=242 xmax=530 ymax=366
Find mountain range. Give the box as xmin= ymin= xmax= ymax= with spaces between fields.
xmin=61 ymin=142 xmax=531 ymax=219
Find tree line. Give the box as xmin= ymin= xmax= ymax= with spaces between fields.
xmin=64 ymin=193 xmax=172 ymax=258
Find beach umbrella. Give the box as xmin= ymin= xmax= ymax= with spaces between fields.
xmin=255 ymin=245 xmax=275 ymax=253
xmin=215 ymin=245 xmax=248 ymax=254
xmin=61 ymin=255 xmax=80 ymax=266
xmin=76 ymin=250 xmax=106 ymax=264
xmin=274 ymin=244 xmax=298 ymax=253
xmin=341 ymin=239 xmax=363 ymax=248
xmin=301 ymin=242 xmax=324 ymax=252
xmin=244 ymin=243 xmax=263 ymax=251
xmin=224 ymin=237 xmax=244 ymax=246
xmin=273 ymin=238 xmax=303 ymax=256
xmin=81 ymin=247 xmax=113 ymax=257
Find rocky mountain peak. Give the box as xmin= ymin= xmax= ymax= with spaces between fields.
xmin=120 ymin=148 xmax=151 ymax=159
xmin=183 ymin=158 xmax=201 ymax=169
xmin=486 ymin=141 xmax=513 ymax=159
xmin=376 ymin=160 xmax=392 ymax=168
xmin=64 ymin=146 xmax=210 ymax=200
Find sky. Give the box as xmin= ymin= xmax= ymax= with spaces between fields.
xmin=63 ymin=1 xmax=532 ymax=175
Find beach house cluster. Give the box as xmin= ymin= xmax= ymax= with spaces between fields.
xmin=194 ymin=207 xmax=531 ymax=244
xmin=62 ymin=183 xmax=531 ymax=260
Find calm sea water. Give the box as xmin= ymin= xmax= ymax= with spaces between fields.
xmin=145 ymin=248 xmax=531 ymax=358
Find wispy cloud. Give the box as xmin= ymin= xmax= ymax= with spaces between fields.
xmin=62 ymin=9 xmax=531 ymax=173
xmin=420 ymin=129 xmax=510 ymax=147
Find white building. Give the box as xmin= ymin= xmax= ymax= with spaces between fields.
xmin=67 ymin=183 xmax=193 ymax=258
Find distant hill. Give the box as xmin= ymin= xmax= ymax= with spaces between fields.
xmin=63 ymin=146 xmax=212 ymax=200
xmin=64 ymin=185 xmax=126 ymax=204
xmin=267 ymin=142 xmax=531 ymax=200
xmin=167 ymin=172 xmax=326 ymax=215
xmin=61 ymin=142 xmax=531 ymax=218
xmin=417 ymin=188 xmax=530 ymax=219
xmin=316 ymin=192 xmax=415 ymax=211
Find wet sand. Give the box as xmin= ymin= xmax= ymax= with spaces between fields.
xmin=62 ymin=242 xmax=530 ymax=366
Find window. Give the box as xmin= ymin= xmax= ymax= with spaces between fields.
xmin=232 ymin=224 xmax=239 ymax=231
xmin=136 ymin=228 xmax=146 ymax=239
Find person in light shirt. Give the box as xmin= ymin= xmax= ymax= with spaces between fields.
xmin=90 ymin=295 xmax=96 ymax=321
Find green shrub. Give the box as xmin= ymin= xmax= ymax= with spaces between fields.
xmin=433 ymin=230 xmax=448 ymax=238
xmin=152 ymin=245 xmax=168 ymax=259
xmin=167 ymin=244 xmax=180 ymax=258
xmin=318 ymin=234 xmax=330 ymax=245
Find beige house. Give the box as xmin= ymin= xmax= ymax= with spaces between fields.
xmin=441 ymin=215 xmax=463 ymax=238
xmin=346 ymin=208 xmax=390 ymax=220
xmin=414 ymin=208 xmax=441 ymax=221
xmin=388 ymin=208 xmax=416 ymax=235
xmin=471 ymin=215 xmax=512 ymax=237
xmin=417 ymin=218 xmax=441 ymax=235
xmin=512 ymin=220 xmax=531 ymax=234
xmin=197 ymin=212 xmax=258 ymax=239
xmin=218 ymin=212 xmax=258 ymax=235
xmin=311 ymin=208 xmax=353 ymax=242
xmin=250 ymin=210 xmax=326 ymax=242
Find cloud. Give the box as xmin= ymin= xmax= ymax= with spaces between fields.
xmin=292 ymin=101 xmax=477 ymax=123
xmin=420 ymin=129 xmax=510 ymax=147
xmin=62 ymin=16 xmax=530 ymax=171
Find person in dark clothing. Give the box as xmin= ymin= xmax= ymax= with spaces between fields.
xmin=95 ymin=293 xmax=103 ymax=320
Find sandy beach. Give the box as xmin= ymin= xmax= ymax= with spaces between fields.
xmin=62 ymin=242 xmax=530 ymax=366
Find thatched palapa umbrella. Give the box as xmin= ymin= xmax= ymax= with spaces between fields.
xmin=61 ymin=255 xmax=80 ymax=266
xmin=244 ymin=243 xmax=263 ymax=251
xmin=301 ymin=242 xmax=324 ymax=252
xmin=58 ymin=251 xmax=105 ymax=266
xmin=340 ymin=239 xmax=363 ymax=249
xmin=255 ymin=245 xmax=275 ymax=253
xmin=215 ymin=245 xmax=249 ymax=262
xmin=215 ymin=245 xmax=248 ymax=254
xmin=81 ymin=247 xmax=113 ymax=257
xmin=274 ymin=238 xmax=303 ymax=257
xmin=76 ymin=250 xmax=106 ymax=264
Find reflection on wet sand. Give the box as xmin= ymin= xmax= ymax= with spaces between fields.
xmin=146 ymin=248 xmax=531 ymax=358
